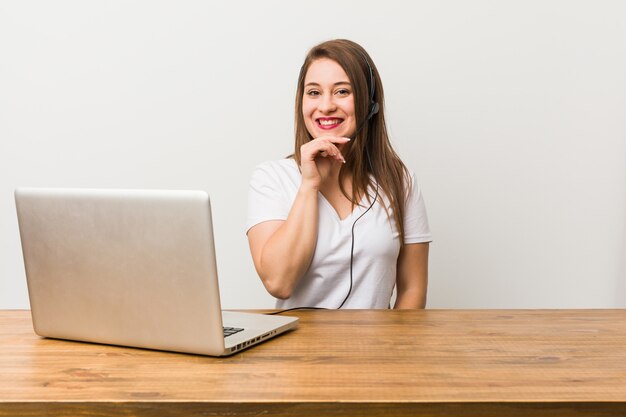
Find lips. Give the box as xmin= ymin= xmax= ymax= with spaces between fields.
xmin=316 ymin=117 xmax=344 ymax=130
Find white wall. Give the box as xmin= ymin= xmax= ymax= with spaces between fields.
xmin=1 ymin=0 xmax=624 ymax=309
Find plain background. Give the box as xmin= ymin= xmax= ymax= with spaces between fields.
xmin=1 ymin=1 xmax=625 ymax=309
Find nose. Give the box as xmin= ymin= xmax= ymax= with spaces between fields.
xmin=318 ymin=93 xmax=337 ymax=113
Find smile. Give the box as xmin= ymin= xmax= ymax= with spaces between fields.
xmin=316 ymin=118 xmax=343 ymax=129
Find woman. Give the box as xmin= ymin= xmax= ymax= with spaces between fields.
xmin=246 ymin=39 xmax=431 ymax=309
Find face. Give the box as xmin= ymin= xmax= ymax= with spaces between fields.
xmin=302 ymin=58 xmax=356 ymax=139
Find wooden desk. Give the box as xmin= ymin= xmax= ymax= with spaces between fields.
xmin=1 ymin=309 xmax=625 ymax=416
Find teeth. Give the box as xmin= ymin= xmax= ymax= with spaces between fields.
xmin=319 ymin=119 xmax=341 ymax=126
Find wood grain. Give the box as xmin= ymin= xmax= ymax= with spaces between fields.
xmin=1 ymin=309 xmax=625 ymax=416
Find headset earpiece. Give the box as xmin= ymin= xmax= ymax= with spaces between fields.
xmin=362 ymin=53 xmax=378 ymax=121
xmin=367 ymin=101 xmax=379 ymax=120
xmin=348 ymin=53 xmax=380 ymax=141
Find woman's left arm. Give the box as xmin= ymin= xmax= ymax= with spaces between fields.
xmin=394 ymin=242 xmax=430 ymax=309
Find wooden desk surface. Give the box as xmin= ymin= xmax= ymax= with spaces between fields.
xmin=1 ymin=309 xmax=625 ymax=416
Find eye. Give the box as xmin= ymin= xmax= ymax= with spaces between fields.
xmin=305 ymin=89 xmax=321 ymax=97
xmin=336 ymin=88 xmax=351 ymax=96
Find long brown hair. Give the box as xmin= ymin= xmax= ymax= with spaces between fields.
xmin=293 ymin=39 xmax=411 ymax=243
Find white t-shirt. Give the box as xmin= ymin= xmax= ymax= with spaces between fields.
xmin=246 ymin=158 xmax=432 ymax=309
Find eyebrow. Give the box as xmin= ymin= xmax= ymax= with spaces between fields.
xmin=304 ymin=81 xmax=351 ymax=87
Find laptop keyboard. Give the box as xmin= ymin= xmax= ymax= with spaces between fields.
xmin=223 ymin=326 xmax=244 ymax=337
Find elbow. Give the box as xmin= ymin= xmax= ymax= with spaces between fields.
xmin=269 ymin=288 xmax=293 ymax=300
xmin=263 ymin=278 xmax=294 ymax=300
xmin=255 ymin=255 xmax=301 ymax=300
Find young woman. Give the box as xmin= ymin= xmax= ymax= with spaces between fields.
xmin=246 ymin=39 xmax=431 ymax=309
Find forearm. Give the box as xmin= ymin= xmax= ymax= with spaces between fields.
xmin=393 ymin=243 xmax=429 ymax=309
xmin=258 ymin=185 xmax=319 ymax=299
xmin=394 ymin=287 xmax=427 ymax=309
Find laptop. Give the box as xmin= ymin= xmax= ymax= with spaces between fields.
xmin=14 ymin=188 xmax=298 ymax=356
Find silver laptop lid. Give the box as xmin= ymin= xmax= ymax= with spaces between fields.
xmin=15 ymin=188 xmax=226 ymax=355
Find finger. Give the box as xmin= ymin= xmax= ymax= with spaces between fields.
xmin=303 ymin=139 xmax=346 ymax=163
xmin=318 ymin=146 xmax=345 ymax=164
xmin=312 ymin=137 xmax=350 ymax=156
xmin=313 ymin=136 xmax=351 ymax=145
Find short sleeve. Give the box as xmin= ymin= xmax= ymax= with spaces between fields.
xmin=403 ymin=172 xmax=433 ymax=244
xmin=246 ymin=161 xmax=292 ymax=233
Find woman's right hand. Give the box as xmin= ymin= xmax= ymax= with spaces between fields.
xmin=299 ymin=136 xmax=351 ymax=188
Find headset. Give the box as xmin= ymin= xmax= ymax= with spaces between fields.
xmin=336 ymin=52 xmax=380 ymax=309
xmin=273 ymin=52 xmax=381 ymax=313
xmin=362 ymin=53 xmax=380 ymax=122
